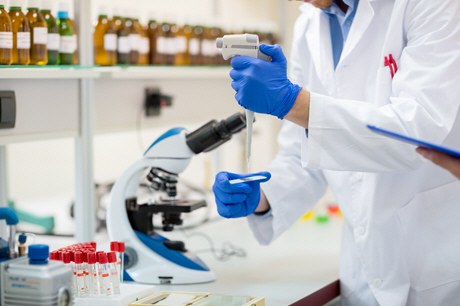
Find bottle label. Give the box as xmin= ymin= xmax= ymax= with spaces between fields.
xmin=129 ymin=34 xmax=140 ymax=51
xmin=104 ymin=33 xmax=117 ymax=51
xmin=0 ymin=32 xmax=13 ymax=49
xmin=17 ymin=32 xmax=31 ymax=49
xmin=166 ymin=37 xmax=176 ymax=55
xmin=60 ymin=35 xmax=76 ymax=54
xmin=157 ymin=36 xmax=166 ymax=54
xmin=176 ymin=36 xmax=187 ymax=53
xmin=139 ymin=37 xmax=150 ymax=54
xmin=118 ymin=36 xmax=130 ymax=54
xmin=33 ymin=27 xmax=48 ymax=44
xmin=189 ymin=38 xmax=199 ymax=56
xmin=47 ymin=33 xmax=60 ymax=50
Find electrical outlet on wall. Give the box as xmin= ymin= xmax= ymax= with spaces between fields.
xmin=144 ymin=88 xmax=173 ymax=117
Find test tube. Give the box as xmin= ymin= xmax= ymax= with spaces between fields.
xmin=107 ymin=251 xmax=121 ymax=296
xmin=118 ymin=242 xmax=125 ymax=283
xmin=69 ymin=251 xmax=77 ymax=296
xmin=97 ymin=252 xmax=112 ymax=296
xmin=87 ymin=252 xmax=99 ymax=297
xmin=74 ymin=252 xmax=87 ymax=297
xmin=82 ymin=251 xmax=90 ymax=294
xmin=110 ymin=241 xmax=119 ymax=277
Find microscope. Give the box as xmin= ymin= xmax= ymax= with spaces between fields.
xmin=107 ymin=113 xmax=247 ymax=285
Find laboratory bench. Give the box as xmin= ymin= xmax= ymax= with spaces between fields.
xmin=35 ymin=212 xmax=342 ymax=306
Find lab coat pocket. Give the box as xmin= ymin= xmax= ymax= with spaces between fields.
xmin=398 ymin=180 xmax=460 ymax=291
xmin=374 ymin=66 xmax=393 ymax=107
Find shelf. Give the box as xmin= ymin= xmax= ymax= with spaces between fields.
xmin=0 ymin=66 xmax=101 ymax=79
xmin=0 ymin=65 xmax=232 ymax=80
xmin=98 ymin=66 xmax=232 ymax=80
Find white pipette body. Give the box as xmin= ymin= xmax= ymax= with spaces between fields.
xmin=216 ymin=34 xmax=270 ymax=172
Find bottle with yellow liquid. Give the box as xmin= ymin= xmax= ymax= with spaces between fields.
xmin=127 ymin=10 xmax=140 ymax=65
xmin=40 ymin=0 xmax=59 ymax=65
xmin=9 ymin=0 xmax=30 ymax=65
xmin=147 ymin=13 xmax=159 ymax=65
xmin=57 ymin=1 xmax=74 ymax=65
xmin=0 ymin=1 xmax=13 ymax=65
xmin=189 ymin=23 xmax=203 ymax=66
xmin=26 ymin=0 xmax=48 ymax=65
xmin=94 ymin=5 xmax=117 ymax=66
xmin=113 ymin=7 xmax=129 ymax=65
xmin=174 ymin=18 xmax=192 ymax=66
xmin=154 ymin=20 xmax=171 ymax=65
xmin=133 ymin=14 xmax=148 ymax=65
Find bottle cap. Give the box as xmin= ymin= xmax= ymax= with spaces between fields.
xmin=118 ymin=242 xmax=125 ymax=252
xmin=87 ymin=252 xmax=96 ymax=265
xmin=57 ymin=1 xmax=69 ymax=12
xmin=56 ymin=250 xmax=63 ymax=261
xmin=82 ymin=251 xmax=88 ymax=263
xmin=89 ymin=241 xmax=97 ymax=249
xmin=26 ymin=0 xmax=40 ymax=9
xmin=74 ymin=252 xmax=83 ymax=264
xmin=98 ymin=4 xmax=110 ymax=17
xmin=107 ymin=251 xmax=117 ymax=263
xmin=18 ymin=233 xmax=27 ymax=243
xmin=28 ymin=245 xmax=49 ymax=265
xmin=97 ymin=252 xmax=108 ymax=264
xmin=49 ymin=251 xmax=58 ymax=260
xmin=110 ymin=241 xmax=119 ymax=252
xmin=40 ymin=0 xmax=54 ymax=11
xmin=9 ymin=0 xmax=24 ymax=8
xmin=62 ymin=252 xmax=71 ymax=264
xmin=69 ymin=251 xmax=75 ymax=262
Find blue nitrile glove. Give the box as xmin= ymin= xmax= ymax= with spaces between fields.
xmin=230 ymin=44 xmax=302 ymax=119
xmin=213 ymin=171 xmax=271 ymax=219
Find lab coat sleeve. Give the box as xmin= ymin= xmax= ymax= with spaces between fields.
xmin=247 ymin=121 xmax=328 ymax=245
xmin=305 ymin=0 xmax=460 ymax=172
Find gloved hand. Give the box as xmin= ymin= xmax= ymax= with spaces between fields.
xmin=230 ymin=44 xmax=302 ymax=119
xmin=213 ymin=171 xmax=271 ymax=218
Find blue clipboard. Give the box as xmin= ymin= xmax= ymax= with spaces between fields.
xmin=367 ymin=125 xmax=460 ymax=159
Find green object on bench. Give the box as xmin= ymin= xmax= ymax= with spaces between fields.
xmin=8 ymin=200 xmax=55 ymax=234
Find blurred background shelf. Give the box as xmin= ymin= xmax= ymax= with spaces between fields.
xmin=0 ymin=66 xmax=101 ymax=79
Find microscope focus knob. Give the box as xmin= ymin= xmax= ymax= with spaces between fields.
xmin=162 ymin=241 xmax=187 ymax=252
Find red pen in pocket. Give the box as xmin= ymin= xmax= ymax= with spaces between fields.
xmin=384 ymin=54 xmax=398 ymax=79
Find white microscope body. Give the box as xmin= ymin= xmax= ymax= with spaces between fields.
xmin=107 ymin=113 xmax=246 ymax=285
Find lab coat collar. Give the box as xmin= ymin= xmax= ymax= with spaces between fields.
xmin=305 ymin=10 xmax=337 ymax=96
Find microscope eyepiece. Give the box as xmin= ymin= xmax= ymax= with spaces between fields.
xmin=185 ymin=112 xmax=247 ymax=154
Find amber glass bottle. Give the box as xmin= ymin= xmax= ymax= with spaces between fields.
xmin=174 ymin=19 xmax=192 ymax=66
xmin=189 ymin=24 xmax=202 ymax=66
xmin=135 ymin=18 xmax=149 ymax=65
xmin=154 ymin=21 xmax=171 ymax=65
xmin=127 ymin=11 xmax=141 ymax=65
xmin=40 ymin=0 xmax=59 ymax=65
xmin=26 ymin=0 xmax=48 ymax=65
xmin=200 ymin=25 xmax=214 ymax=66
xmin=57 ymin=2 xmax=74 ymax=65
xmin=113 ymin=7 xmax=129 ymax=65
xmin=147 ymin=16 xmax=159 ymax=65
xmin=0 ymin=3 xmax=12 ymax=65
xmin=94 ymin=5 xmax=117 ymax=66
xmin=9 ymin=0 xmax=30 ymax=65
xmin=210 ymin=25 xmax=220 ymax=66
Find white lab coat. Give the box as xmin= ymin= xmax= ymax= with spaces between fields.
xmin=248 ymin=0 xmax=460 ymax=305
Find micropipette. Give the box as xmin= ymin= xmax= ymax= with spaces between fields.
xmin=216 ymin=34 xmax=270 ymax=172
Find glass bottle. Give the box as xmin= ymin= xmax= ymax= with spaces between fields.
xmin=189 ymin=24 xmax=202 ymax=66
xmin=134 ymin=17 xmax=148 ymax=65
xmin=127 ymin=10 xmax=140 ymax=65
xmin=26 ymin=0 xmax=48 ymax=65
xmin=93 ymin=5 xmax=117 ymax=66
xmin=57 ymin=1 xmax=74 ymax=65
xmin=174 ymin=18 xmax=192 ymax=66
xmin=154 ymin=20 xmax=171 ymax=65
xmin=167 ymin=22 xmax=178 ymax=65
xmin=8 ymin=0 xmax=30 ymax=65
xmin=68 ymin=18 xmax=78 ymax=65
xmin=0 ymin=2 xmax=12 ymax=65
xmin=113 ymin=7 xmax=129 ymax=65
xmin=40 ymin=0 xmax=59 ymax=65
xmin=201 ymin=24 xmax=213 ymax=66
xmin=210 ymin=25 xmax=220 ymax=66
xmin=147 ymin=14 xmax=159 ymax=65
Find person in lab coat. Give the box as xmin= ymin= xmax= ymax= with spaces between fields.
xmin=416 ymin=147 xmax=460 ymax=180
xmin=213 ymin=0 xmax=460 ymax=305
